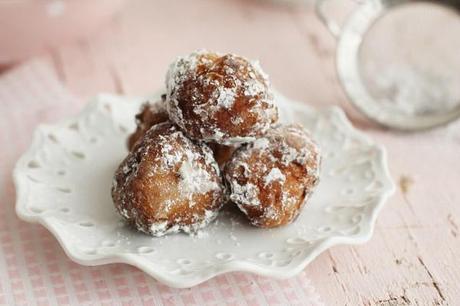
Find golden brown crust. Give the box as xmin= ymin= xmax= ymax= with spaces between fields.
xmin=113 ymin=122 xmax=224 ymax=236
xmin=166 ymin=51 xmax=278 ymax=144
xmin=224 ymin=124 xmax=321 ymax=228
xmin=127 ymin=100 xmax=169 ymax=151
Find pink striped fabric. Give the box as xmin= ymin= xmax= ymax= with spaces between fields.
xmin=0 ymin=59 xmax=323 ymax=306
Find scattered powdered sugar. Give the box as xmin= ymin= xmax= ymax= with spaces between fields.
xmin=252 ymin=137 xmax=270 ymax=150
xmin=229 ymin=181 xmax=260 ymax=207
xmin=192 ymin=230 xmax=209 ymax=239
xmin=229 ymin=232 xmax=238 ymax=241
xmin=178 ymin=155 xmax=220 ymax=200
xmin=218 ymin=135 xmax=256 ymax=145
xmin=215 ymin=87 xmax=237 ymax=109
xmin=147 ymin=208 xmax=220 ymax=237
xmin=263 ymin=206 xmax=279 ymax=220
xmin=281 ymin=146 xmax=301 ymax=165
xmin=228 ymin=218 xmax=240 ymax=246
xmin=150 ymin=221 xmax=168 ymax=234
xmin=230 ymin=116 xmax=244 ymax=125
xmin=159 ymin=136 xmax=182 ymax=167
xmin=122 ymin=164 xmax=130 ymax=174
xmin=264 ymin=168 xmax=286 ymax=186
xmin=244 ymin=79 xmax=266 ymax=97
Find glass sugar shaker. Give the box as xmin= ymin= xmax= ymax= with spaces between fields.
xmin=316 ymin=0 xmax=460 ymax=130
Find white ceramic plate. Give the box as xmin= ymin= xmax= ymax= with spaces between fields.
xmin=14 ymin=91 xmax=394 ymax=288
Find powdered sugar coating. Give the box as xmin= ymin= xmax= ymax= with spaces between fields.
xmin=224 ymin=124 xmax=321 ymax=228
xmin=166 ymin=50 xmax=278 ymax=144
xmin=264 ymin=168 xmax=286 ymax=186
xmin=112 ymin=122 xmax=224 ymax=237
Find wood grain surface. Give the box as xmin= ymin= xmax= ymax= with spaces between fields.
xmin=17 ymin=0 xmax=460 ymax=304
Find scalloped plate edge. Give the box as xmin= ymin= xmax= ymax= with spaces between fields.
xmin=13 ymin=91 xmax=395 ymax=288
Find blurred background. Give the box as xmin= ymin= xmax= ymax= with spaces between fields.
xmin=2 ymin=0 xmax=460 ymax=128
xmin=0 ymin=0 xmax=341 ymax=109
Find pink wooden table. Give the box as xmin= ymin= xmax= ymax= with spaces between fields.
xmin=8 ymin=0 xmax=460 ymax=304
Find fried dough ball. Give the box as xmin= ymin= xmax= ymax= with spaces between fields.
xmin=112 ymin=122 xmax=224 ymax=236
xmin=127 ymin=98 xmax=169 ymax=150
xmin=166 ymin=50 xmax=278 ymax=144
xmin=224 ymin=124 xmax=321 ymax=228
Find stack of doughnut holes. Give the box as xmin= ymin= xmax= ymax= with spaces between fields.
xmin=112 ymin=50 xmax=321 ymax=237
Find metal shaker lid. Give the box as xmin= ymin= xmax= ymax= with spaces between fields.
xmin=317 ymin=0 xmax=460 ymax=131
